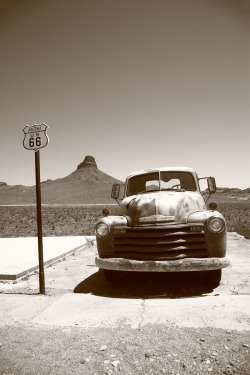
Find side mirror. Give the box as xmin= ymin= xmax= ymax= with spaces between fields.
xmin=111 ymin=184 xmax=125 ymax=203
xmin=207 ymin=177 xmax=216 ymax=194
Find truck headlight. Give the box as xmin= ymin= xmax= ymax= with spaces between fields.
xmin=207 ymin=217 xmax=225 ymax=233
xmin=95 ymin=221 xmax=111 ymax=237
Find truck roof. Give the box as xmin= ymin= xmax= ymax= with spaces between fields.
xmin=127 ymin=167 xmax=196 ymax=178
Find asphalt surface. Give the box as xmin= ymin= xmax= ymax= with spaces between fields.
xmin=0 ymin=232 xmax=250 ymax=331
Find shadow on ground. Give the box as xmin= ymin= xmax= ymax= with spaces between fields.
xmin=74 ymin=270 xmax=215 ymax=298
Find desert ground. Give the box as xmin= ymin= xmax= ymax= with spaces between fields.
xmin=0 ymin=232 xmax=249 ymax=374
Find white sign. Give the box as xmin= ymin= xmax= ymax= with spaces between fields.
xmin=23 ymin=123 xmax=49 ymax=151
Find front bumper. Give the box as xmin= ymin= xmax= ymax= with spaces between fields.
xmin=95 ymin=256 xmax=230 ymax=272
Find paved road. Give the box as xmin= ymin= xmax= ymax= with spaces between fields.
xmin=0 ymin=232 xmax=249 ymax=330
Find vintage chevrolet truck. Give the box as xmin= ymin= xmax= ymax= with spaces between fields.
xmin=95 ymin=167 xmax=230 ymax=285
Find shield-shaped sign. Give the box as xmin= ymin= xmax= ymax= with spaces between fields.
xmin=23 ymin=123 xmax=49 ymax=151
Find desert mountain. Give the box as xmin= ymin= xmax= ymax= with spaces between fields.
xmin=1 ymin=157 xmax=249 ymax=205
xmin=0 ymin=156 xmax=122 ymax=205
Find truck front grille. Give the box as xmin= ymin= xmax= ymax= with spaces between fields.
xmin=112 ymin=224 xmax=207 ymax=260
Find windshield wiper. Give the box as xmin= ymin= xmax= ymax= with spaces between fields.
xmin=160 ymin=188 xmax=185 ymax=192
xmin=135 ymin=189 xmax=160 ymax=195
xmin=134 ymin=188 xmax=186 ymax=195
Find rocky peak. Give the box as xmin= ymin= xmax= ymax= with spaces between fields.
xmin=77 ymin=155 xmax=98 ymax=169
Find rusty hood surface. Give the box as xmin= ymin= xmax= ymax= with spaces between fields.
xmin=121 ymin=191 xmax=206 ymax=225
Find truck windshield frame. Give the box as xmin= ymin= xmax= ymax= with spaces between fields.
xmin=126 ymin=171 xmax=197 ymax=196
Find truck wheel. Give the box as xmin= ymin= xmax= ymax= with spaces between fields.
xmin=205 ymin=269 xmax=222 ymax=285
xmin=104 ymin=269 xmax=123 ymax=283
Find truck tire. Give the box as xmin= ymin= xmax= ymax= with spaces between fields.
xmin=205 ymin=269 xmax=221 ymax=285
xmin=104 ymin=269 xmax=123 ymax=282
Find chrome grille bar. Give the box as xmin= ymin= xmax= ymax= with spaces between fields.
xmin=113 ymin=224 xmax=207 ymax=258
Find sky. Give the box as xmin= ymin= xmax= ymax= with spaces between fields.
xmin=0 ymin=0 xmax=249 ymax=189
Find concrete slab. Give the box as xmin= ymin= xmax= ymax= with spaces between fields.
xmin=0 ymin=233 xmax=249 ymax=332
xmin=143 ymin=295 xmax=250 ymax=331
xmin=0 ymin=294 xmax=55 ymax=326
xmin=0 ymin=236 xmax=95 ymax=280
xmin=33 ymin=293 xmax=143 ymax=328
xmin=32 ymin=293 xmax=250 ymax=331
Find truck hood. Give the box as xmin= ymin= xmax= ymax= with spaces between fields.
xmin=121 ymin=191 xmax=205 ymax=225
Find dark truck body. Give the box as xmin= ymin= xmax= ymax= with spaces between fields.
xmin=95 ymin=167 xmax=229 ymax=284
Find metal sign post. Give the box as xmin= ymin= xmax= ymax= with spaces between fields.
xmin=35 ymin=150 xmax=45 ymax=294
xmin=23 ymin=123 xmax=49 ymax=294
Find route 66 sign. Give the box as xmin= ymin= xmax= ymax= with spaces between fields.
xmin=23 ymin=123 xmax=49 ymax=151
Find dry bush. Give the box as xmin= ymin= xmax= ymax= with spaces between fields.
xmin=0 ymin=202 xmax=249 ymax=239
xmin=0 ymin=205 xmax=119 ymax=237
xmin=216 ymin=201 xmax=250 ymax=238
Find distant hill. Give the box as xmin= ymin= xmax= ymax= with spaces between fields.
xmin=205 ymin=187 xmax=250 ymax=203
xmin=1 ymin=158 xmax=249 ymax=205
xmin=216 ymin=187 xmax=250 ymax=194
xmin=0 ymin=156 xmax=122 ymax=205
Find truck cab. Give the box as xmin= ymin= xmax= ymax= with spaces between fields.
xmin=95 ymin=167 xmax=229 ymax=285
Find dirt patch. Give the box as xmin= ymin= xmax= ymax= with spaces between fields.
xmin=0 ymin=325 xmax=249 ymax=375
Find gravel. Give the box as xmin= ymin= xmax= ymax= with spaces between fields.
xmin=0 ymin=324 xmax=249 ymax=374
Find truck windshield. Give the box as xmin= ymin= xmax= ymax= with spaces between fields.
xmin=126 ymin=172 xmax=197 ymax=196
